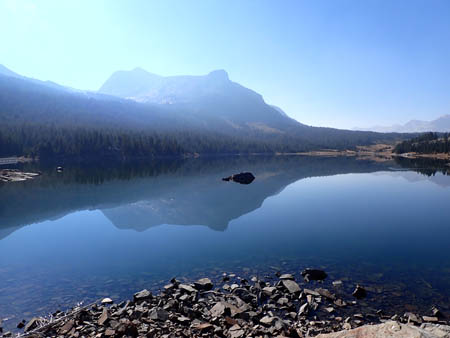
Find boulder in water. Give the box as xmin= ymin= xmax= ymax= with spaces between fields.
xmin=222 ymin=172 xmax=255 ymax=184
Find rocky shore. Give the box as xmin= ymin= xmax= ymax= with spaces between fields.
xmin=3 ymin=269 xmax=449 ymax=338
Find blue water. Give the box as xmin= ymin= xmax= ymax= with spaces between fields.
xmin=0 ymin=156 xmax=449 ymax=329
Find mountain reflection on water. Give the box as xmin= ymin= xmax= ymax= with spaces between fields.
xmin=0 ymin=156 xmax=398 ymax=237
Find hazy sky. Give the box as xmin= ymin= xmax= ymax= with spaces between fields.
xmin=1 ymin=0 xmax=449 ymax=129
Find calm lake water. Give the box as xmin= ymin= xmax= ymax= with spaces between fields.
xmin=0 ymin=156 xmax=449 ymax=330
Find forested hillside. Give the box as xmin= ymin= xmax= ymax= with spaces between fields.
xmin=394 ymin=132 xmax=450 ymax=154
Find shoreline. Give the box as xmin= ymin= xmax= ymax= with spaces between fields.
xmin=6 ymin=269 xmax=448 ymax=338
xmin=2 ymin=147 xmax=450 ymax=165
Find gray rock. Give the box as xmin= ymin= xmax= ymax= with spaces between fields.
xmin=420 ymin=323 xmax=450 ymax=337
xmin=406 ymin=312 xmax=422 ymax=324
xmin=177 ymin=315 xmax=191 ymax=323
xmin=334 ymin=299 xmax=347 ymax=307
xmin=149 ymin=307 xmax=169 ymax=321
xmin=304 ymin=288 xmax=321 ymax=296
xmin=315 ymin=321 xmax=449 ymax=338
xmin=279 ymin=273 xmax=294 ymax=280
xmin=277 ymin=297 xmax=289 ymax=305
xmin=98 ymin=308 xmax=110 ymax=326
xmin=133 ymin=289 xmax=152 ymax=301
xmin=229 ymin=324 xmax=245 ymax=338
xmin=58 ymin=319 xmax=74 ymax=335
xmin=260 ymin=316 xmax=276 ymax=325
xmin=104 ymin=328 xmax=116 ymax=336
xmin=262 ymin=286 xmax=277 ymax=296
xmin=194 ymin=277 xmax=213 ymax=291
xmin=230 ymin=283 xmax=239 ymax=291
xmin=282 ymin=279 xmax=301 ymax=294
xmin=210 ymin=301 xmax=229 ymax=317
xmin=299 ymin=303 xmax=309 ymax=316
xmin=179 ymin=283 xmax=197 ymax=293
xmin=24 ymin=317 xmax=40 ymax=332
xmin=317 ymin=288 xmax=336 ymax=300
xmin=423 ymin=316 xmax=440 ymax=323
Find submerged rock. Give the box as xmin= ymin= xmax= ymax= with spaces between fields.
xmin=302 ymin=268 xmax=328 ymax=282
xmin=352 ymin=285 xmax=367 ymax=299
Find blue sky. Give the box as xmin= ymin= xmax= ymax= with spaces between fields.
xmin=1 ymin=0 xmax=449 ymax=129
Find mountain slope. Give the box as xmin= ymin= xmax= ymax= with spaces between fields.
xmin=0 ymin=64 xmax=20 ymax=78
xmin=99 ymin=68 xmax=302 ymax=133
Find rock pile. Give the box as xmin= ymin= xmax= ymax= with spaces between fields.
xmin=6 ymin=271 xmax=448 ymax=338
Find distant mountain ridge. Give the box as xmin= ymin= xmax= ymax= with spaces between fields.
xmin=355 ymin=115 xmax=450 ymax=133
xmin=0 ymin=63 xmax=412 ymax=159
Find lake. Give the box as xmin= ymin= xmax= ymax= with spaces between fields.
xmin=0 ymin=156 xmax=449 ymax=331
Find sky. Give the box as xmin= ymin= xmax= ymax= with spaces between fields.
xmin=1 ymin=0 xmax=449 ymax=129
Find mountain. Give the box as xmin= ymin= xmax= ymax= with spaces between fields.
xmin=269 ymin=105 xmax=289 ymax=117
xmin=355 ymin=115 xmax=450 ymax=133
xmin=0 ymin=64 xmax=412 ymax=159
xmin=99 ymin=68 xmax=302 ymax=133
xmin=99 ymin=67 xmax=415 ymax=143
